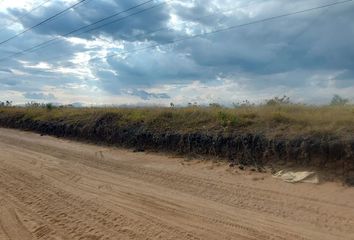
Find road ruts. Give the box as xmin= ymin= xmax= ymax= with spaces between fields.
xmin=0 ymin=128 xmax=354 ymax=240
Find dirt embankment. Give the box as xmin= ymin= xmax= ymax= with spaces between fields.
xmin=0 ymin=111 xmax=353 ymax=181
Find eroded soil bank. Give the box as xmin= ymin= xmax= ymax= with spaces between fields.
xmin=0 ymin=111 xmax=353 ymax=183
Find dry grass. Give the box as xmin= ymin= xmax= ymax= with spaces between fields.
xmin=1 ymin=105 xmax=354 ymax=137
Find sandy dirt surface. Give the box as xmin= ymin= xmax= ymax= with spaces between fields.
xmin=0 ymin=128 xmax=354 ymax=240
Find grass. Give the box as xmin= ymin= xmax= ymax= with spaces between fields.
xmin=1 ymin=104 xmax=354 ymax=138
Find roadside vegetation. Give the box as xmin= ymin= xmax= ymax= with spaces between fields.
xmin=0 ymin=95 xmax=353 ymax=138
xmin=1 ymin=95 xmax=354 ymax=179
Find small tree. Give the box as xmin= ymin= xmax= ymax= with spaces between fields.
xmin=266 ymin=95 xmax=291 ymax=106
xmin=25 ymin=101 xmax=41 ymax=107
xmin=209 ymin=103 xmax=222 ymax=108
xmin=330 ymin=94 xmax=348 ymax=106
xmin=46 ymin=103 xmax=54 ymax=111
xmin=0 ymin=101 xmax=12 ymax=107
xmin=187 ymin=102 xmax=198 ymax=107
xmin=233 ymin=100 xmax=253 ymax=108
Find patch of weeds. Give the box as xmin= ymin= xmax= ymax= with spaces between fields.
xmin=272 ymin=112 xmax=291 ymax=124
xmin=218 ymin=111 xmax=239 ymax=127
xmin=240 ymin=113 xmax=258 ymax=119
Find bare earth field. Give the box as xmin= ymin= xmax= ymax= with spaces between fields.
xmin=0 ymin=128 xmax=354 ymax=240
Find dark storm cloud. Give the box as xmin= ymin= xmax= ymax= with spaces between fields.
xmin=0 ymin=0 xmax=354 ymax=103
xmin=7 ymin=0 xmax=94 ymax=36
xmin=7 ymin=0 xmax=172 ymax=42
xmin=181 ymin=4 xmax=354 ymax=71
xmin=101 ymin=49 xmax=210 ymax=91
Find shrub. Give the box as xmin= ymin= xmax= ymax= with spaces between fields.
xmin=0 ymin=101 xmax=12 ymax=107
xmin=266 ymin=95 xmax=291 ymax=106
xmin=25 ymin=101 xmax=42 ymax=108
xmin=330 ymin=94 xmax=348 ymax=106
xmin=233 ymin=100 xmax=253 ymax=108
xmin=209 ymin=103 xmax=222 ymax=108
xmin=218 ymin=111 xmax=238 ymax=127
xmin=46 ymin=103 xmax=54 ymax=111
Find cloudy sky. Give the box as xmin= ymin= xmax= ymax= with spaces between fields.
xmin=0 ymin=0 xmax=353 ymax=106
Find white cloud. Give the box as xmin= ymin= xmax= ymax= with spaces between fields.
xmin=0 ymin=0 xmax=353 ymax=105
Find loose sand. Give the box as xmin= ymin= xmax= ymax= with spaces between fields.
xmin=0 ymin=128 xmax=353 ymax=240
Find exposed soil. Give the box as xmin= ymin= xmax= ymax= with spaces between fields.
xmin=0 ymin=114 xmax=354 ymax=181
xmin=0 ymin=128 xmax=354 ymax=239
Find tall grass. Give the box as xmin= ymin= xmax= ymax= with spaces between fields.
xmin=1 ymin=104 xmax=354 ymax=137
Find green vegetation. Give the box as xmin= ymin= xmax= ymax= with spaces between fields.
xmin=1 ymin=102 xmax=354 ymax=138
xmin=330 ymin=94 xmax=349 ymax=106
xmin=2 ymin=99 xmax=353 ymax=175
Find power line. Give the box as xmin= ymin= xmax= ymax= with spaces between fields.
xmin=104 ymin=0 xmax=354 ymax=58
xmin=0 ymin=0 xmax=168 ymax=62
xmin=0 ymin=0 xmax=352 ymax=83
xmin=0 ymin=0 xmax=89 ymax=46
xmin=0 ymin=0 xmax=51 ymax=33
xmin=96 ymin=0 xmax=262 ymax=45
xmin=8 ymin=0 xmax=258 ymax=63
xmin=72 ymin=1 xmax=170 ymax=38
xmin=272 ymin=7 xmax=331 ymax=64
xmin=33 ymin=0 xmax=261 ymax=63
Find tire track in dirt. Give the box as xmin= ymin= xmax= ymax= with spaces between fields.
xmin=0 ymin=148 xmax=269 ymax=240
xmin=5 ymin=138 xmax=351 ymax=236
xmin=1 ymin=128 xmax=354 ymax=240
xmin=0 ymin=164 xmax=199 ymax=240
xmin=0 ymin=199 xmax=32 ymax=240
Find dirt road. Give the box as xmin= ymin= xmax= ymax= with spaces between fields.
xmin=0 ymin=128 xmax=354 ymax=240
